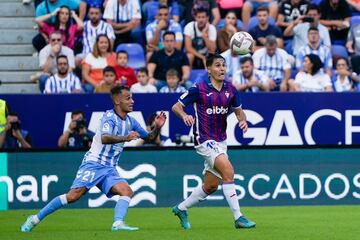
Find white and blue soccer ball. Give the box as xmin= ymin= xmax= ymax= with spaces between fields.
xmin=230 ymin=31 xmax=254 ymax=55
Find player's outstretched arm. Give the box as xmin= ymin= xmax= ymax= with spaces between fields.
xmin=234 ymin=107 xmax=248 ymax=133
xmin=101 ymin=131 xmax=140 ymax=144
xmin=143 ymin=111 xmax=167 ymax=142
xmin=172 ymin=102 xmax=194 ymax=126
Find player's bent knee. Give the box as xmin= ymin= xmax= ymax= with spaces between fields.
xmin=204 ymin=183 xmax=218 ymax=194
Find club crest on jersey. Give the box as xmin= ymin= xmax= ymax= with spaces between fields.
xmin=225 ymin=91 xmax=230 ymax=99
xmin=102 ymin=122 xmax=110 ymax=132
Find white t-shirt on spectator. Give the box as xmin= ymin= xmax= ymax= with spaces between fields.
xmin=39 ymin=45 xmax=75 ymax=74
xmin=184 ymin=21 xmax=217 ymax=42
xmin=294 ymin=71 xmax=332 ymax=92
xmin=130 ymin=83 xmax=158 ymax=93
xmin=82 ymin=20 xmax=115 ymax=54
xmin=44 ymin=72 xmax=82 ymax=94
xmin=232 ymin=69 xmax=270 ymax=92
xmin=103 ymin=0 xmax=141 ymax=23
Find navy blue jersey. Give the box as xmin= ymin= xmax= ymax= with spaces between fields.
xmin=178 ymin=79 xmax=242 ymax=144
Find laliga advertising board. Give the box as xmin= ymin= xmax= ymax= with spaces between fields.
xmin=1 ymin=92 xmax=360 ymax=147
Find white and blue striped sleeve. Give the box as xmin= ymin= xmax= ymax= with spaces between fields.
xmin=130 ymin=117 xmax=149 ymax=139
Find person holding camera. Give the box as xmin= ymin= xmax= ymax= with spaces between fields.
xmin=283 ymin=4 xmax=331 ymax=55
xmin=58 ymin=110 xmax=94 ymax=148
xmin=0 ymin=112 xmax=32 ymax=149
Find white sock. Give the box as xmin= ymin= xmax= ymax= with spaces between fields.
xmin=222 ymin=182 xmax=242 ymax=220
xmin=32 ymin=215 xmax=40 ymax=225
xmin=178 ymin=185 xmax=208 ymax=211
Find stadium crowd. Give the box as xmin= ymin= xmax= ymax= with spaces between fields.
xmin=23 ymin=0 xmax=360 ymax=93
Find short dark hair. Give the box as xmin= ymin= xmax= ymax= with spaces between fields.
xmin=110 ymin=85 xmax=130 ymax=96
xmin=137 ymin=67 xmax=148 ymax=75
xmin=308 ymin=26 xmax=319 ymax=33
xmin=240 ymin=56 xmax=254 ymax=65
xmin=56 ymin=55 xmax=68 ymax=63
xmin=8 ymin=112 xmax=19 ymax=117
xmin=192 ymin=1 xmax=209 ymax=16
xmin=117 ymin=50 xmax=128 ymax=57
xmin=306 ymin=4 xmax=320 ymax=14
xmin=206 ymin=53 xmax=225 ymax=67
xmin=158 ymin=4 xmax=169 ymax=11
xmin=256 ymin=5 xmax=269 ymax=13
xmin=306 ymin=54 xmax=323 ymax=75
xmin=166 ymin=69 xmax=179 ymax=78
xmin=103 ymin=66 xmax=116 ymax=75
xmin=336 ymin=57 xmax=349 ymax=67
xmin=71 ymin=110 xmax=85 ymax=119
xmin=163 ymin=31 xmax=175 ymax=40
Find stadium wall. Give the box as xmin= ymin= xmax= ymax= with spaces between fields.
xmin=1 ymin=93 xmax=360 ymax=147
xmin=0 ymin=148 xmax=359 ymax=210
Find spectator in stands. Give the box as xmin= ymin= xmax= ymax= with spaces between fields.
xmin=276 ymin=0 xmax=309 ymax=34
xmin=82 ymin=34 xmax=117 ymax=93
xmin=80 ymin=6 xmax=115 ymax=59
xmin=220 ymin=49 xmax=242 ymax=82
xmin=58 ymin=110 xmax=94 ymax=149
xmin=142 ymin=0 xmax=180 ymax=25
xmin=136 ymin=112 xmax=172 ymax=147
xmin=103 ymin=0 xmax=143 ymax=48
xmin=79 ymin=0 xmax=106 ymax=20
xmin=242 ymin=0 xmax=278 ymax=29
xmin=94 ymin=66 xmax=117 ymax=93
xmin=346 ymin=23 xmax=360 ymax=74
xmin=333 ymin=57 xmax=360 ymax=92
xmin=296 ymin=27 xmax=333 ymax=76
xmin=35 ymin=6 xmax=84 ymax=52
xmin=252 ymin=35 xmax=291 ymax=91
xmin=184 ymin=4 xmax=217 ymax=69
xmin=145 ymin=5 xmax=183 ymax=61
xmin=38 ymin=31 xmax=75 ymax=92
xmin=217 ymin=11 xmax=242 ymax=53
xmin=290 ymin=54 xmax=333 ymax=92
xmin=131 ymin=68 xmax=158 ymax=93
xmin=0 ymin=112 xmax=32 ymax=149
xmin=159 ymin=69 xmax=186 ymax=93
xmin=148 ymin=31 xmax=190 ymax=89
xmin=179 ymin=0 xmax=220 ymax=26
xmin=319 ymin=0 xmax=351 ymax=44
xmin=35 ymin=0 xmax=80 ymax=24
xmin=249 ymin=6 xmax=283 ymax=50
xmin=232 ymin=56 xmax=274 ymax=92
xmin=216 ymin=0 xmax=243 ymax=18
xmin=44 ymin=55 xmax=82 ymax=93
xmin=283 ymin=4 xmax=331 ymax=55
xmin=114 ymin=50 xmax=137 ymax=87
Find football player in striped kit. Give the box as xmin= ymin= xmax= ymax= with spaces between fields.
xmin=171 ymin=53 xmax=256 ymax=229
xmin=21 ymin=85 xmax=166 ymax=232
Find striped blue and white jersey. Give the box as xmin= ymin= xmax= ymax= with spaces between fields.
xmin=296 ymin=44 xmax=332 ymax=70
xmin=82 ymin=20 xmax=115 ymax=54
xmin=83 ymin=109 xmax=149 ymax=167
xmin=44 ymin=73 xmax=82 ymax=94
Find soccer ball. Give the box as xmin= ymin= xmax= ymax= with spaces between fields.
xmin=230 ymin=31 xmax=254 ymax=55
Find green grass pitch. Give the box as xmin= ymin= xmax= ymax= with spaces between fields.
xmin=2 ymin=205 xmax=360 ymax=240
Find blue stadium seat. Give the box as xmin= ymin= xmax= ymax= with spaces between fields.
xmin=217 ymin=19 xmax=244 ymax=29
xmin=351 ymin=15 xmax=360 ymax=25
xmin=247 ymin=16 xmax=275 ymax=31
xmin=115 ymin=43 xmax=145 ymax=69
xmin=189 ymin=69 xmax=207 ymax=83
xmin=331 ymin=45 xmax=349 ymax=59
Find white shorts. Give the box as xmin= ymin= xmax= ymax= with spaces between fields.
xmin=195 ymin=140 xmax=227 ymax=179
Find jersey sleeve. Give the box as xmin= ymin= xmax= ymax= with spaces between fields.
xmin=232 ymin=87 xmax=242 ymax=108
xmin=131 ymin=117 xmax=149 ymax=139
xmin=178 ymin=85 xmax=199 ymax=106
xmin=100 ymin=113 xmax=116 ymax=135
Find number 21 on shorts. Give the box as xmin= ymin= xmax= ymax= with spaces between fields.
xmin=76 ymin=170 xmax=95 ymax=183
